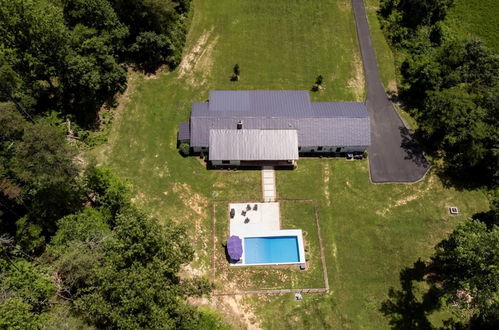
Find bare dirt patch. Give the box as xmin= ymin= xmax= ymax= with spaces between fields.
xmin=172 ymin=182 xmax=209 ymax=216
xmin=376 ymin=175 xmax=436 ymax=216
xmin=178 ymin=28 xmax=219 ymax=86
xmin=387 ymin=80 xmax=398 ymax=94
xmin=337 ymin=1 xmax=352 ymax=10
xmin=323 ymin=163 xmax=331 ymax=206
xmin=347 ymin=52 xmax=365 ymax=101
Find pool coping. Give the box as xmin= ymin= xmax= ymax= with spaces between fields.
xmin=231 ymin=229 xmax=306 ymax=267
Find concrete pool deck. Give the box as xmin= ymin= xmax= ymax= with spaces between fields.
xmin=229 ymin=202 xmax=280 ymax=237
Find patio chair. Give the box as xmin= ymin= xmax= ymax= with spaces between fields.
xmin=253 ymin=204 xmax=258 ymax=211
xmin=244 ymin=218 xmax=250 ymax=224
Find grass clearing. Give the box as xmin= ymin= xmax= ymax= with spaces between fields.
xmin=445 ymin=0 xmax=499 ymax=53
xmin=93 ymin=0 xmax=490 ymax=328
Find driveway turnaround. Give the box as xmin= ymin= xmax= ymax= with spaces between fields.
xmin=351 ymin=0 xmax=429 ymax=183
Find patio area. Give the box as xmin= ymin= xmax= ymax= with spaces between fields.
xmin=229 ymin=202 xmax=280 ymax=237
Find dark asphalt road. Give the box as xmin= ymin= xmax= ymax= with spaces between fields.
xmin=352 ymin=0 xmax=429 ymax=183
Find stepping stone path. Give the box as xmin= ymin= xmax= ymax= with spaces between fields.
xmin=262 ymin=166 xmax=276 ymax=202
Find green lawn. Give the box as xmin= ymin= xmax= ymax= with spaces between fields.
xmin=445 ymin=0 xmax=499 ymax=53
xmin=259 ymin=159 xmax=488 ymax=329
xmin=213 ymin=201 xmax=325 ymax=291
xmin=93 ymin=0 xmax=490 ymax=328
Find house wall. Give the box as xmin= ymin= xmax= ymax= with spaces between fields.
xmin=194 ymin=146 xmax=367 ymax=156
xmin=299 ymin=146 xmax=367 ymax=153
xmin=211 ymin=160 xmax=241 ymax=166
xmin=192 ymin=146 xmax=208 ymax=153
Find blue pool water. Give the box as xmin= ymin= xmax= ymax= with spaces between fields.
xmin=244 ymin=236 xmax=300 ymax=264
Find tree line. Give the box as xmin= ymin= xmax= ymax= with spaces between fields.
xmin=378 ymin=0 xmax=498 ymax=187
xmin=0 ymin=0 xmax=229 ymax=327
xmin=0 ymin=105 xmax=225 ymax=328
xmin=0 ymin=0 xmax=191 ymax=127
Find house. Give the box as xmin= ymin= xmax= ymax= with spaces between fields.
xmin=178 ymin=90 xmax=371 ymax=167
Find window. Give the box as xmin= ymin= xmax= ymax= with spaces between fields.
xmin=222 ymin=160 xmax=230 ymax=164
xmin=318 ymin=146 xmax=323 ymax=151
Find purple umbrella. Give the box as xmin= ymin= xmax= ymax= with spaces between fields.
xmin=227 ymin=235 xmax=243 ymax=260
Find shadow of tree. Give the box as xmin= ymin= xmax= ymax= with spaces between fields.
xmin=399 ymin=127 xmax=430 ymax=168
xmin=380 ymin=259 xmax=443 ymax=330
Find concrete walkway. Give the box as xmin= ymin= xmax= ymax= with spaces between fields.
xmin=352 ymin=0 xmax=429 ymax=183
xmin=262 ymin=166 xmax=276 ymax=202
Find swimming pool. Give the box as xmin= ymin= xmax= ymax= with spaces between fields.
xmin=244 ymin=236 xmax=300 ymax=264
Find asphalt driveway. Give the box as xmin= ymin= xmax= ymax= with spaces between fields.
xmin=352 ymin=0 xmax=429 ymax=183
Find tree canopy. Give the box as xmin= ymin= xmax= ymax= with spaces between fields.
xmin=378 ymin=0 xmax=499 ymax=186
xmin=0 ymin=0 xmax=192 ymax=126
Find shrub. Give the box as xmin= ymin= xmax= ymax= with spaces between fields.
xmin=179 ymin=143 xmax=190 ymax=156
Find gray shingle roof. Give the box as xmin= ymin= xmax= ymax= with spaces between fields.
xmin=209 ymin=90 xmax=311 ymax=116
xmin=178 ymin=122 xmax=190 ymax=141
xmin=209 ymin=129 xmax=298 ymax=161
xmin=190 ymin=90 xmax=371 ymax=147
xmin=311 ymin=102 xmax=369 ymax=117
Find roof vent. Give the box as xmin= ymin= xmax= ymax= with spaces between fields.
xmin=237 ymin=120 xmax=243 ymax=130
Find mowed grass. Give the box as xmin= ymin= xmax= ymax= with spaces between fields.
xmin=190 ymin=0 xmax=365 ymax=101
xmin=213 ymin=201 xmax=325 ymax=291
xmin=95 ymin=0 xmax=365 ymax=268
xmin=93 ymin=0 xmax=490 ymax=328
xmin=445 ymin=0 xmax=499 ymax=53
xmin=258 ymin=159 xmax=488 ymax=329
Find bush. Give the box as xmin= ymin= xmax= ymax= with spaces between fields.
xmin=179 ymin=143 xmax=190 ymax=156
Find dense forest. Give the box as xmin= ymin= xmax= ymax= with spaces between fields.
xmin=0 ymin=106 xmax=224 ymax=328
xmin=0 ymin=0 xmax=191 ymax=127
xmin=378 ymin=0 xmax=498 ymax=187
xmin=0 ymin=0 xmax=228 ymax=328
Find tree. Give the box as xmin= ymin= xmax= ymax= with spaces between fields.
xmin=431 ymin=220 xmax=499 ymax=321
xmin=82 ymin=164 xmax=131 ymax=219
xmin=129 ymin=31 xmax=176 ymax=72
xmin=316 ymin=74 xmax=324 ymax=86
xmin=379 ymin=0 xmax=455 ymax=29
xmin=0 ymin=297 xmax=41 ymax=329
xmin=47 ymin=205 xmax=212 ymax=329
xmin=179 ymin=143 xmax=190 ymax=156
xmin=230 ymin=64 xmax=240 ymax=81
xmin=61 ymin=25 xmax=127 ymax=123
xmin=109 ymin=0 xmax=191 ymax=70
xmin=61 ymin=0 xmax=128 ymax=46
xmin=312 ymin=74 xmax=324 ymax=92
xmin=0 ymin=258 xmax=56 ymax=327
xmin=0 ymin=0 xmax=69 ymax=113
xmin=7 ymin=119 xmax=82 ymax=249
xmin=417 ymin=86 xmax=497 ymax=182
